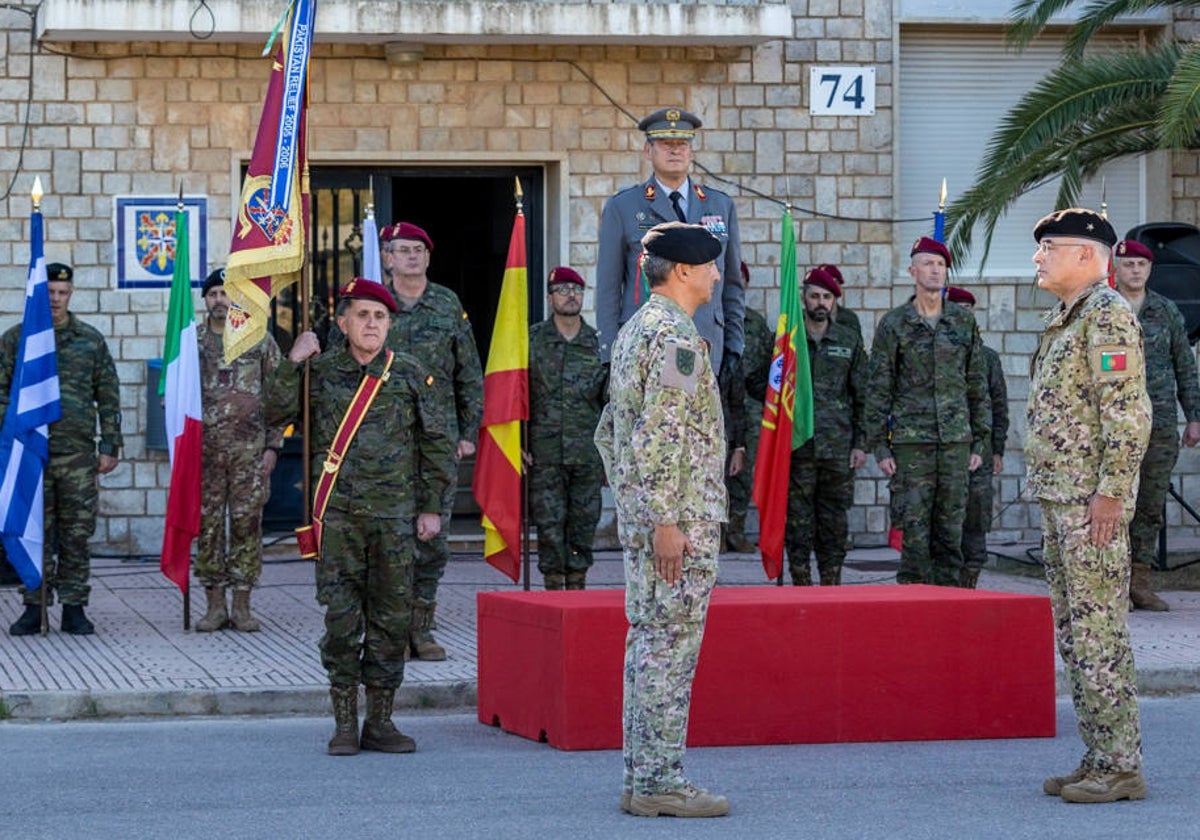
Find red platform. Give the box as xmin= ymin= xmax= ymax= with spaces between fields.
xmin=477 ymin=585 xmax=1055 ymax=751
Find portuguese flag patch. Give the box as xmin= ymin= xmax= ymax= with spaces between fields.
xmin=1099 ymin=350 xmax=1127 ymax=372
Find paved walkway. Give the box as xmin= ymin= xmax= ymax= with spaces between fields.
xmin=3 ymin=539 xmax=1200 ymax=719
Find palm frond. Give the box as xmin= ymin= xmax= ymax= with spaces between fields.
xmin=1160 ymin=40 xmax=1200 ymax=148
xmin=1008 ymin=1 xmax=1200 ymax=59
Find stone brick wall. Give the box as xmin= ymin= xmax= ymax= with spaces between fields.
xmin=1 ymin=2 xmax=1199 ymax=554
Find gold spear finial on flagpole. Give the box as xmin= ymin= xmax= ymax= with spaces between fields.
xmin=514 ymin=176 xmax=524 ymax=214
xmin=31 ymin=176 xmax=43 ymax=211
xmin=939 ymin=177 xmax=947 ymax=213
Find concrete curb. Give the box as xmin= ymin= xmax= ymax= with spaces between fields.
xmin=1 ymin=681 xmax=477 ymax=721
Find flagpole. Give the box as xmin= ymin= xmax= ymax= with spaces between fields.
xmin=30 ymin=177 xmax=50 ymax=635
xmin=515 ymin=177 xmax=531 ymax=592
xmin=177 ymin=186 xmax=192 ymax=631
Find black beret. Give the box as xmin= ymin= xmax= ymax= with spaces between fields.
xmin=1032 ymin=208 xmax=1117 ymax=248
xmin=641 ymin=222 xmax=722 ymax=265
xmin=45 ymin=262 xmax=72 ymax=282
xmin=202 ymin=268 xmax=225 ymax=295
xmin=638 ymin=108 xmax=702 ymax=140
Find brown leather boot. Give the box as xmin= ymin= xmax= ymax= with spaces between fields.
xmin=361 ymin=687 xmax=416 ymax=753
xmin=543 ymin=573 xmax=565 ymax=591
xmin=959 ymin=567 xmax=981 ymax=589
xmin=196 ymin=587 xmax=228 ymax=632
xmin=327 ymin=685 xmax=360 ymax=756
xmin=229 ymin=588 xmax=262 ymax=631
xmin=565 ymin=571 xmax=587 ymax=590
xmin=818 ymin=566 xmax=842 ymax=586
xmin=723 ymin=514 xmax=753 ymax=553
xmin=410 ymin=600 xmax=446 ymax=660
xmin=1129 ymin=562 xmax=1168 ymax=611
xmin=789 ymin=564 xmax=812 ymax=586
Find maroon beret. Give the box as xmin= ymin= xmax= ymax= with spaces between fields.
xmin=1115 ymin=239 xmax=1154 ymax=262
xmin=740 ymin=261 xmax=750 ymax=285
xmin=339 ymin=277 xmax=398 ymax=313
xmin=945 ymin=286 xmax=975 ymax=306
xmin=547 ymin=266 xmax=585 ymax=287
xmin=380 ymin=221 xmax=433 ymax=252
xmin=911 ymin=237 xmax=952 ymax=268
xmin=815 ymin=263 xmax=844 ymax=285
xmin=803 ymin=267 xmax=841 ymax=298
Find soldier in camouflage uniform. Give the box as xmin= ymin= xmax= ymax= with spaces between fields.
xmin=267 ymin=278 xmax=455 ymax=756
xmin=1027 ymin=209 xmax=1151 ymax=804
xmin=865 ymin=238 xmax=990 ymax=587
xmin=595 ymin=223 xmax=730 ymax=819
xmin=784 ymin=268 xmax=868 ymax=586
xmin=1113 ymin=239 xmax=1200 ymax=611
xmin=195 ymin=268 xmax=286 ymax=632
xmin=5 ymin=262 xmax=122 ymax=637
xmin=329 ymin=222 xmax=483 ymax=660
xmin=946 ymin=287 xmax=1009 ymax=589
xmin=723 ymin=262 xmax=773 ymax=553
xmin=526 ymin=266 xmax=607 ymax=590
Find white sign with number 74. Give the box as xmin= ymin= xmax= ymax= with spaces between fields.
xmin=809 ymin=67 xmax=876 ymax=116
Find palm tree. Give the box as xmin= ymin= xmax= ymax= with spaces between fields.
xmin=945 ymin=0 xmax=1200 ymax=268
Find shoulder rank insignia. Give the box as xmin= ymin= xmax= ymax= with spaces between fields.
xmin=693 ymin=184 xmax=707 ymax=201
xmin=644 ymin=183 xmax=656 ymax=201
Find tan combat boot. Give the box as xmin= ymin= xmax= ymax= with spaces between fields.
xmin=1043 ymin=765 xmax=1088 ymax=796
xmin=327 ymin=685 xmax=360 ymax=756
xmin=360 ymin=687 xmax=417 ymax=753
xmin=1129 ymin=562 xmax=1168 ymax=611
xmin=723 ymin=514 xmax=753 ymax=553
xmin=229 ymin=588 xmax=262 ymax=631
xmin=1059 ymin=769 xmax=1146 ymax=803
xmin=565 ymin=571 xmax=587 ymax=590
xmin=196 ymin=587 xmax=228 ymax=632
xmin=628 ymin=784 xmax=730 ymax=818
xmin=410 ymin=600 xmax=446 ymax=661
xmin=543 ymin=573 xmax=565 ymax=591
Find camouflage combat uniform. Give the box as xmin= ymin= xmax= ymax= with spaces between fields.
xmin=725 ymin=307 xmax=774 ymax=538
xmin=0 ymin=314 xmax=121 ymax=607
xmin=785 ymin=320 xmax=867 ymax=585
xmin=330 ymin=283 xmax=481 ymax=607
xmin=265 ymin=346 xmax=454 ymax=688
xmin=594 ymin=294 xmax=726 ymax=798
xmin=1026 ymin=281 xmax=1151 ymax=774
xmin=962 ymin=344 xmax=1009 ymax=575
xmin=195 ymin=323 xmax=284 ymax=590
xmin=527 ymin=317 xmax=607 ymax=583
xmin=1126 ymin=290 xmax=1200 ymax=568
xmin=833 ymin=304 xmax=863 ymax=340
xmin=865 ymin=299 xmax=990 ymax=586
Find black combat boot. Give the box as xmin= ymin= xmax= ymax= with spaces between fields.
xmin=9 ymin=604 xmax=41 ymax=636
xmin=61 ymin=604 xmax=94 ymax=635
xmin=565 ymin=571 xmax=587 ymax=590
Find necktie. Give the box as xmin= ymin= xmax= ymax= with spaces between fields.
xmin=669 ymin=190 xmax=686 ymax=223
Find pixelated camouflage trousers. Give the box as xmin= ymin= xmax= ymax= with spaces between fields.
xmin=725 ymin=397 xmax=763 ymax=526
xmin=891 ymin=442 xmax=969 ymax=587
xmin=195 ymin=442 xmax=268 ymax=590
xmin=413 ymin=475 xmax=456 ymax=603
xmin=962 ymin=449 xmax=995 ymax=571
xmin=1039 ymin=500 xmax=1142 ymax=772
xmin=621 ymin=520 xmax=718 ymax=795
xmin=1128 ymin=425 xmax=1179 ymax=569
xmin=21 ymin=450 xmax=97 ymax=606
xmin=317 ymin=508 xmax=415 ymax=689
xmin=784 ymin=443 xmax=853 ymax=584
xmin=530 ymin=460 xmax=602 ymax=575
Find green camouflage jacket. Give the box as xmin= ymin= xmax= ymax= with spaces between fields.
xmin=1132 ymin=289 xmax=1200 ymax=430
xmin=528 ymin=317 xmax=607 ymax=467
xmin=198 ymin=321 xmax=285 ymax=450
xmin=806 ymin=319 xmax=868 ymax=461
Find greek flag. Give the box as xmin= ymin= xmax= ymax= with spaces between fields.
xmin=0 ymin=211 xmax=62 ymax=590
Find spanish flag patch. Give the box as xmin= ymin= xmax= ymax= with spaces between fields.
xmin=1099 ymin=351 xmax=1127 ymax=372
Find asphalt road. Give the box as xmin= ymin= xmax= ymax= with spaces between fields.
xmin=3 ymin=696 xmax=1197 ymax=840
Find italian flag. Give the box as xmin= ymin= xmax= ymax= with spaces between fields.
xmin=159 ymin=205 xmax=203 ymax=592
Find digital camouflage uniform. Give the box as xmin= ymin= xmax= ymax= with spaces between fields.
xmin=785 ymin=320 xmax=867 ymax=585
xmin=725 ymin=307 xmax=774 ymax=539
xmin=1126 ymin=290 xmax=1200 ymax=570
xmin=833 ymin=304 xmax=863 ymax=341
xmin=330 ymin=282 xmax=482 ymax=604
xmin=1026 ymin=281 xmax=1151 ymax=774
xmin=0 ymin=314 xmax=121 ymax=607
xmin=594 ymin=294 xmax=726 ymax=798
xmin=962 ymin=344 xmax=1009 ymax=575
xmin=527 ymin=317 xmax=607 ymax=584
xmin=265 ymin=346 xmax=455 ymax=688
xmin=865 ymin=299 xmax=990 ymax=586
xmin=196 ymin=323 xmax=284 ymax=590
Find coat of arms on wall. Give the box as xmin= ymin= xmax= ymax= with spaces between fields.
xmin=114 ymin=196 xmax=208 ymax=290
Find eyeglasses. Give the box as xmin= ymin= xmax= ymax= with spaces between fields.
xmin=550 ymin=286 xmax=582 ymax=297
xmin=384 ymin=245 xmax=427 ymax=256
xmin=1035 ymin=240 xmax=1088 ymax=255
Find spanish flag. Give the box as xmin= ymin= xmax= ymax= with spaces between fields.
xmin=752 ymin=208 xmax=814 ymax=580
xmin=472 ymin=210 xmax=529 ymax=582
xmin=222 ymin=0 xmax=315 ymax=363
